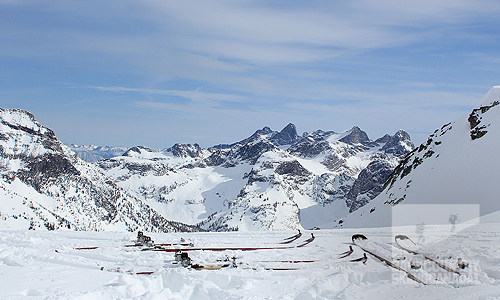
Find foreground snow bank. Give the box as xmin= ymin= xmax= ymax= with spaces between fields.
xmin=1 ymin=218 xmax=499 ymax=299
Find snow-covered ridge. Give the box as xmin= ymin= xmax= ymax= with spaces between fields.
xmin=339 ymin=86 xmax=500 ymax=229
xmin=0 ymin=108 xmax=50 ymax=136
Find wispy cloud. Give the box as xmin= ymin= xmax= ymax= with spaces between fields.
xmin=2 ymin=0 xmax=500 ymax=148
xmin=89 ymin=86 xmax=248 ymax=103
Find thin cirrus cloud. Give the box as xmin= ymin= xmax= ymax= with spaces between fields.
xmin=90 ymin=86 xmax=248 ymax=103
xmin=141 ymin=0 xmax=498 ymax=60
xmin=1 ymin=0 xmax=499 ymax=148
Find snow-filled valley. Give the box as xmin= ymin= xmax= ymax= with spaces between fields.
xmin=1 ymin=212 xmax=500 ymax=299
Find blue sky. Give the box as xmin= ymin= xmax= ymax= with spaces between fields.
xmin=1 ymin=0 xmax=500 ymax=149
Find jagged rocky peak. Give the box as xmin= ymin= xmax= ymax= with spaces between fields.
xmin=270 ymin=123 xmax=299 ymax=146
xmin=166 ymin=143 xmax=203 ymax=158
xmin=380 ymin=130 xmax=414 ymax=157
xmin=374 ymin=134 xmax=391 ymax=144
xmin=253 ymin=126 xmax=274 ymax=137
xmin=213 ymin=123 xmax=299 ymax=150
xmin=339 ymin=126 xmax=372 ymax=145
xmin=302 ymin=129 xmax=337 ymax=142
xmin=211 ymin=126 xmax=274 ymax=150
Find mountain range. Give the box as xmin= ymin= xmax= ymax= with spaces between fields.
xmin=3 ymin=86 xmax=497 ymax=232
xmin=96 ymin=123 xmax=414 ymax=231
xmin=0 ymin=106 xmax=414 ymax=231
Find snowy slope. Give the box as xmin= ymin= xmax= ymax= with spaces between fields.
xmin=0 ymin=109 xmax=200 ymax=232
xmin=0 ymin=219 xmax=499 ymax=299
xmin=339 ymin=86 xmax=500 ymax=229
xmin=98 ymin=124 xmax=414 ymax=231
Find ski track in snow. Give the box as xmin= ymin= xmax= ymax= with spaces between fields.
xmin=1 ymin=223 xmax=500 ymax=300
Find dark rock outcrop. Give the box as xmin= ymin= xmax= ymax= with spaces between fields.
xmin=468 ymin=100 xmax=499 ymax=140
xmin=270 ymin=123 xmax=299 ymax=146
xmin=167 ymin=143 xmax=203 ymax=158
xmin=345 ymin=160 xmax=394 ymax=212
xmin=381 ymin=130 xmax=414 ymax=157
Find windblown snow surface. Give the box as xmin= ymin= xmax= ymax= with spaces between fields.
xmin=1 ymin=211 xmax=499 ymax=300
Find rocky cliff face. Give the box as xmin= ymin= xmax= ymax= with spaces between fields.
xmin=0 ymin=108 xmax=200 ymax=232
xmin=345 ymin=160 xmax=394 ymax=212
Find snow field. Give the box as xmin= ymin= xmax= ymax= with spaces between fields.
xmin=1 ymin=221 xmax=499 ymax=299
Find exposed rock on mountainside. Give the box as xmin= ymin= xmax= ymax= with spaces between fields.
xmin=270 ymin=123 xmax=299 ymax=146
xmin=345 ymin=160 xmax=393 ymax=213
xmin=166 ymin=143 xmax=205 ymax=158
xmin=468 ymin=100 xmax=499 ymax=140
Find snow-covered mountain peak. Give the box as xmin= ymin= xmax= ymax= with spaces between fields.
xmin=122 ymin=146 xmax=159 ymax=158
xmin=0 ymin=108 xmax=70 ymax=163
xmin=0 ymin=108 xmax=50 ymax=136
xmin=251 ymin=126 xmax=274 ymax=138
xmin=478 ymin=85 xmax=500 ymax=107
xmin=380 ymin=129 xmax=414 ymax=157
xmin=302 ymin=129 xmax=337 ymax=142
xmin=212 ymin=123 xmax=298 ymax=150
xmin=0 ymin=108 xmax=200 ymax=232
xmin=68 ymin=144 xmax=128 ymax=162
xmin=339 ymin=126 xmax=372 ymax=145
